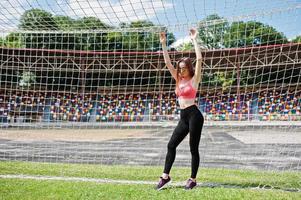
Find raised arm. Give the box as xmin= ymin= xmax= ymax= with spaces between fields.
xmin=190 ymin=28 xmax=203 ymax=85
xmin=160 ymin=32 xmax=177 ymax=81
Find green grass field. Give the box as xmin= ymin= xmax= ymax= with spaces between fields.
xmin=0 ymin=161 xmax=300 ymax=200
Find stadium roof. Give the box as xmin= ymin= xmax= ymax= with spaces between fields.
xmin=0 ymin=43 xmax=300 ymax=71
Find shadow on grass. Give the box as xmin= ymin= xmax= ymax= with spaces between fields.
xmin=158 ymin=182 xmax=300 ymax=193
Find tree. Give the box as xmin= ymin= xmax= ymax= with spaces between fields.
xmin=0 ymin=37 xmax=4 ymax=47
xmin=198 ymin=14 xmax=229 ymax=49
xmin=197 ymin=14 xmax=288 ymax=49
xmin=0 ymin=33 xmax=24 ymax=48
xmin=175 ymin=41 xmax=193 ymax=51
xmin=4 ymin=33 xmax=24 ymax=48
xmin=73 ymin=17 xmax=110 ymax=30
xmin=18 ymin=10 xmax=113 ymax=50
xmin=54 ymin=16 xmax=75 ymax=31
xmin=114 ymin=20 xmax=175 ymax=51
xmin=122 ymin=20 xmax=155 ymax=51
xmin=292 ymin=35 xmax=301 ymax=43
xmin=224 ymin=21 xmax=288 ymax=47
xmin=16 ymin=9 xmax=175 ymax=51
xmin=71 ymin=17 xmax=111 ymax=51
xmin=18 ymin=71 xmax=36 ymax=88
xmin=106 ymin=31 xmax=123 ymax=51
xmin=18 ymin=9 xmax=59 ymax=49
xmin=212 ymin=71 xmax=235 ymax=91
xmin=18 ymin=10 xmax=112 ymax=50
xmin=19 ymin=9 xmax=58 ymax=30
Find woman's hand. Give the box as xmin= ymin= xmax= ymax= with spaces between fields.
xmin=160 ymin=32 xmax=166 ymax=44
xmin=189 ymin=28 xmax=198 ymax=40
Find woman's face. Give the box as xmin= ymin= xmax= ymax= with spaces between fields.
xmin=179 ymin=62 xmax=190 ymax=79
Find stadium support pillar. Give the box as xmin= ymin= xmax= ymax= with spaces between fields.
xmin=80 ymin=60 xmax=86 ymax=95
xmin=236 ymin=58 xmax=241 ymax=121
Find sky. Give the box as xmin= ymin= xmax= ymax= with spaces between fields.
xmin=0 ymin=0 xmax=300 ymax=41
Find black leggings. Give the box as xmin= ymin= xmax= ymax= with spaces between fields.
xmin=163 ymin=105 xmax=204 ymax=178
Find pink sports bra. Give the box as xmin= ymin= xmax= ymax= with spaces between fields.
xmin=175 ymin=79 xmax=197 ymax=99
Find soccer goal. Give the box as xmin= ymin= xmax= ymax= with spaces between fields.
xmin=0 ymin=0 xmax=300 ymax=180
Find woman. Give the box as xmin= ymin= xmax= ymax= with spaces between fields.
xmin=156 ymin=28 xmax=204 ymax=190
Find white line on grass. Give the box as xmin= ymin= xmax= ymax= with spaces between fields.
xmin=0 ymin=174 xmax=161 ymax=185
xmin=0 ymin=174 xmax=300 ymax=192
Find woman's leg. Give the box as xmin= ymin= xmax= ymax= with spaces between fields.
xmin=188 ymin=111 xmax=204 ymax=179
xmin=163 ymin=119 xmax=189 ymax=175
